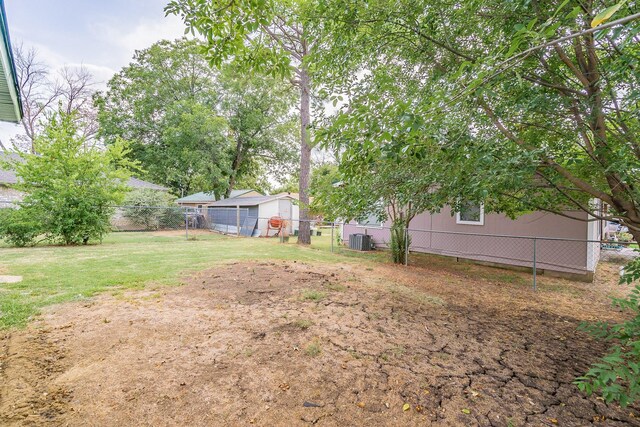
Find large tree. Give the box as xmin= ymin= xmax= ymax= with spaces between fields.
xmin=166 ymin=0 xmax=316 ymax=244
xmin=314 ymin=0 xmax=640 ymax=242
xmin=96 ymin=38 xmax=296 ymax=198
xmin=96 ymin=39 xmax=228 ymax=197
xmin=219 ymin=67 xmax=298 ymax=198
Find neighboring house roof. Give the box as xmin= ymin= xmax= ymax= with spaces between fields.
xmin=0 ymin=1 xmax=22 ymax=123
xmin=0 ymin=151 xmax=168 ymax=191
xmin=230 ymin=189 xmax=262 ymax=198
xmin=207 ymin=194 xmax=293 ymax=208
xmin=127 ymin=177 xmax=168 ymax=191
xmin=0 ymin=151 xmax=19 ymax=184
xmin=176 ymin=191 xmax=217 ymax=204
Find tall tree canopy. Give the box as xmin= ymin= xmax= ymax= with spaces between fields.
xmin=313 ymin=0 xmax=640 ymax=242
xmin=166 ymin=0 xmax=317 ymax=244
xmin=96 ymin=38 xmax=297 ymax=198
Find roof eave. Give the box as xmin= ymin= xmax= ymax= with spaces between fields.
xmin=0 ymin=1 xmax=22 ymax=123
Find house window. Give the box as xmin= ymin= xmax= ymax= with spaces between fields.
xmin=456 ymin=202 xmax=484 ymax=225
xmin=356 ymin=213 xmax=383 ymax=228
xmin=197 ymin=205 xmax=203 ymax=209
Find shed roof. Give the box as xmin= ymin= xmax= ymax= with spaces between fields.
xmin=230 ymin=189 xmax=259 ymax=198
xmin=176 ymin=189 xmax=263 ymax=204
xmin=0 ymin=1 xmax=22 ymax=123
xmin=176 ymin=191 xmax=217 ymax=203
xmin=206 ymin=194 xmax=292 ymax=208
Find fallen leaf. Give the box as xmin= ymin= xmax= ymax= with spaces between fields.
xmin=357 ymin=402 xmax=365 ymax=408
xmin=461 ymin=409 xmax=471 ymax=414
xmin=403 ymin=403 xmax=411 ymax=411
xmin=549 ymin=418 xmax=558 ymax=424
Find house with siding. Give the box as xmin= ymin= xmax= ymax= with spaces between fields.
xmin=343 ymin=203 xmax=603 ymax=281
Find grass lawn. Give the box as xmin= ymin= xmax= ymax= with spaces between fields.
xmin=1 ymin=238 xmax=635 ymax=425
xmin=0 ymin=231 xmax=385 ymax=329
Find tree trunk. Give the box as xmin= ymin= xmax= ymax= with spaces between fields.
xmin=390 ymin=221 xmax=408 ymax=264
xmin=297 ymin=66 xmax=312 ymax=245
xmin=226 ymin=138 xmax=244 ymax=198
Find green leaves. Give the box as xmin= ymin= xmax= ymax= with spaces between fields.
xmin=591 ymin=1 xmax=626 ymax=28
xmin=620 ymin=257 xmax=640 ymax=285
xmin=576 ymin=278 xmax=640 ymax=407
xmin=166 ymin=0 xmax=304 ymax=80
xmin=97 ymin=39 xmax=297 ymax=197
xmin=2 ymin=111 xmax=135 ymax=246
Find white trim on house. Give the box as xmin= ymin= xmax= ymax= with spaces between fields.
xmin=356 ymin=212 xmax=384 ymax=229
xmin=355 ymin=222 xmax=384 ymax=229
xmin=456 ymin=203 xmax=485 ymax=226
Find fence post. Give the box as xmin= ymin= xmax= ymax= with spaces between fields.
xmin=185 ymin=207 xmax=189 ymax=240
xmin=331 ymin=222 xmax=334 ymax=253
xmin=532 ymin=237 xmax=537 ymax=291
xmin=236 ymin=205 xmax=240 ymax=237
xmin=404 ymin=227 xmax=409 ymax=266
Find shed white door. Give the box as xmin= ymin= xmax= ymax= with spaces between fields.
xmin=278 ymin=199 xmax=292 ymax=234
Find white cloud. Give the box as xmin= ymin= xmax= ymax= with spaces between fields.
xmin=1 ymin=5 xmax=189 ymax=145
xmin=65 ymin=63 xmax=117 ymax=88
xmin=92 ymin=14 xmax=187 ymax=66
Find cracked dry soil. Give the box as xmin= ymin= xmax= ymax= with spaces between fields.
xmin=0 ymin=260 xmax=639 ymax=426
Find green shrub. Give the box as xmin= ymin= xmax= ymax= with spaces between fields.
xmin=122 ymin=189 xmax=180 ymax=230
xmin=159 ymin=206 xmax=185 ymax=228
xmin=1 ymin=111 xmax=136 ymax=246
xmin=618 ymin=232 xmax=634 ymax=243
xmin=0 ymin=208 xmax=42 ymax=247
xmin=576 ymin=257 xmax=640 ymax=407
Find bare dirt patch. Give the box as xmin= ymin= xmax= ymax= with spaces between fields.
xmin=1 ymin=261 xmax=638 ymax=426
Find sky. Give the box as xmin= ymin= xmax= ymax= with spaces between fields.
xmin=0 ymin=0 xmax=187 ymax=143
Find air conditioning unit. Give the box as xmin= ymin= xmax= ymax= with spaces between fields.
xmin=349 ymin=233 xmax=372 ymax=251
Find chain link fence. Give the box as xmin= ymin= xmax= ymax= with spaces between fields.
xmin=111 ymin=205 xmax=187 ymax=231
xmin=2 ymin=200 xmax=638 ymax=289
xmin=341 ymin=223 xmax=638 ymax=289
